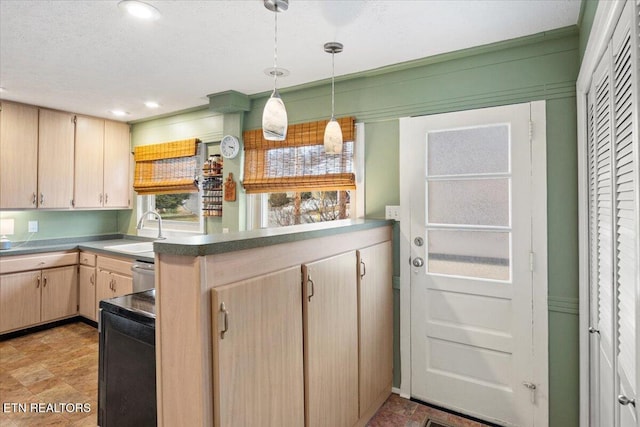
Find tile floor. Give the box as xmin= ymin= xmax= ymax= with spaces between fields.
xmin=0 ymin=322 xmax=492 ymax=427
xmin=366 ymin=393 xmax=494 ymax=427
xmin=0 ymin=322 xmax=98 ymax=427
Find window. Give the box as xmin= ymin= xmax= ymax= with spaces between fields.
xmin=134 ymin=138 xmax=204 ymax=236
xmin=246 ymin=120 xmax=364 ymax=229
xmin=137 ymin=192 xmax=203 ymax=236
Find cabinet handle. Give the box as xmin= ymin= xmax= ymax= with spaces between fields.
xmin=90 ymin=273 xmax=95 ymax=285
xmin=360 ymin=260 xmax=366 ymax=278
xmin=40 ymin=193 xmax=44 ymax=205
xmin=219 ymin=303 xmax=229 ymax=339
xmin=42 ymin=276 xmax=47 ymax=287
xmin=307 ymin=276 xmax=314 ymax=302
xmin=104 ymin=193 xmax=108 ymax=204
xmin=99 ymin=193 xmax=103 ymax=204
xmin=32 ymin=192 xmax=37 ymax=205
xmin=36 ymin=276 xmax=40 ymax=288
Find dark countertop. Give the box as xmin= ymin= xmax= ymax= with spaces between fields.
xmin=153 ymin=219 xmax=392 ymax=257
xmin=0 ymin=219 xmax=393 ymax=261
xmin=0 ymin=234 xmax=156 ymax=262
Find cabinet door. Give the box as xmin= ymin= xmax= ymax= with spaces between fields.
xmin=0 ymin=271 xmax=41 ymax=333
xmin=103 ymin=120 xmax=130 ymax=208
xmin=303 ymin=252 xmax=358 ymax=427
xmin=41 ymin=266 xmax=78 ymax=322
xmin=38 ymin=109 xmax=75 ymax=208
xmin=211 ymin=267 xmax=304 ymax=427
xmin=79 ymin=265 xmax=97 ymax=321
xmin=357 ymin=242 xmax=393 ymax=416
xmin=111 ymin=272 xmax=133 ymax=297
xmin=74 ymin=116 xmax=105 ymax=208
xmin=0 ymin=102 xmax=38 ymax=208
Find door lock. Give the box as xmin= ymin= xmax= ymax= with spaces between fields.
xmin=414 ymin=237 xmax=424 ymax=247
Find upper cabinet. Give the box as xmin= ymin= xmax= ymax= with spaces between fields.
xmin=103 ymin=120 xmax=131 ymax=208
xmin=0 ymin=101 xmax=131 ymax=210
xmin=75 ymin=115 xmax=105 ymax=208
xmin=75 ymin=117 xmax=131 ymax=209
xmin=38 ymin=109 xmax=75 ymax=208
xmin=0 ymin=102 xmax=39 ymax=208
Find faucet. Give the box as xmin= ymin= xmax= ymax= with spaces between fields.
xmin=137 ymin=210 xmax=165 ymax=240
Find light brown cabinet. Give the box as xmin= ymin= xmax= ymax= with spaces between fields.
xmin=103 ymin=120 xmax=131 ymax=208
xmin=95 ymin=255 xmax=133 ymax=318
xmin=357 ymin=242 xmax=393 ymax=417
xmin=0 ymin=270 xmax=41 ymax=332
xmin=0 ymin=101 xmax=39 ymax=208
xmin=0 ymin=101 xmax=130 ymax=210
xmin=74 ymin=117 xmax=130 ymax=209
xmin=302 ymin=252 xmax=359 ymax=427
xmin=38 ymin=108 xmax=75 ymax=208
xmin=211 ymin=267 xmax=304 ymax=427
xmin=78 ymin=251 xmax=97 ymax=321
xmin=74 ymin=116 xmax=105 ymax=208
xmin=0 ymin=265 xmax=78 ymax=334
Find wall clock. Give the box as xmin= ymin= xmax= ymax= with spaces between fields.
xmin=220 ymin=135 xmax=240 ymax=159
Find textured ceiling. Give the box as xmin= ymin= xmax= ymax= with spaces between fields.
xmin=0 ymin=0 xmax=581 ymax=122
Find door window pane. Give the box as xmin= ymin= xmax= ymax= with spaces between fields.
xmin=427 ymin=230 xmax=510 ymax=281
xmin=428 ymin=178 xmax=509 ymax=226
xmin=427 ymin=125 xmax=509 ymax=176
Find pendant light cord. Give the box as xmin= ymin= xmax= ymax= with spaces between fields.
xmin=273 ymin=10 xmax=278 ymax=91
xmin=331 ymin=50 xmax=335 ymax=119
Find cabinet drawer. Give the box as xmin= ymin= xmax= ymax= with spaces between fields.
xmin=0 ymin=251 xmax=79 ymax=274
xmin=80 ymin=252 xmax=96 ymax=267
xmin=97 ymin=255 xmax=132 ymax=277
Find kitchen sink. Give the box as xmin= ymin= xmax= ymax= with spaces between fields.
xmin=104 ymin=242 xmax=155 ymax=254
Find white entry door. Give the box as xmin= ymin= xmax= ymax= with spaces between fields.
xmin=400 ymin=102 xmax=548 ymax=426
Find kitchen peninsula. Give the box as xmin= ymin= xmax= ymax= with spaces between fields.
xmin=153 ymin=219 xmax=393 ymax=427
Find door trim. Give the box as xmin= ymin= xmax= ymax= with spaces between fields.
xmin=576 ymin=2 xmax=628 ymax=426
xmin=399 ymin=101 xmax=549 ymax=425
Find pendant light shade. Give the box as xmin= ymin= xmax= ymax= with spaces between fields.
xmin=324 ymin=118 xmax=343 ymax=154
xmin=263 ymin=89 xmax=288 ymax=140
xmin=262 ymin=0 xmax=288 ymax=141
xmin=323 ymin=42 xmax=343 ymax=154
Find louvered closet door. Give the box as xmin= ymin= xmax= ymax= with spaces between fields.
xmin=612 ymin=3 xmax=638 ymax=426
xmin=588 ymin=3 xmax=639 ymax=426
xmin=588 ymin=46 xmax=616 ymax=427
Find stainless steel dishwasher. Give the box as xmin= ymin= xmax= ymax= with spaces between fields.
xmin=131 ymin=260 xmax=155 ymax=292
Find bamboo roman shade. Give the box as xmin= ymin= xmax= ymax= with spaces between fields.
xmin=133 ymin=138 xmax=201 ymax=195
xmin=243 ymin=117 xmax=356 ymax=194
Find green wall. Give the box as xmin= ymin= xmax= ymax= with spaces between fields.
xmin=0 ymin=210 xmax=122 ymax=242
xmin=578 ymin=0 xmax=599 ymax=63
xmin=245 ymin=26 xmax=581 ymax=427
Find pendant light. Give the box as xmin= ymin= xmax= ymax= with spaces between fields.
xmin=262 ymin=0 xmax=289 ymax=141
xmin=323 ymin=42 xmax=343 ymax=154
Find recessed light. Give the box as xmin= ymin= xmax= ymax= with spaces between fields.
xmin=144 ymin=101 xmax=160 ymax=108
xmin=118 ymin=0 xmax=161 ymax=21
xmin=264 ymin=67 xmax=290 ymax=78
xmin=111 ymin=110 xmax=130 ymax=117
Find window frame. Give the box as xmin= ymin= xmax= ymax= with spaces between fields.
xmin=246 ymin=122 xmax=365 ymax=229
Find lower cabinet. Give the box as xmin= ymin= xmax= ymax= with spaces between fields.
xmin=357 ymin=242 xmax=393 ymax=417
xmin=0 ymin=265 xmax=78 ymax=333
xmin=95 ymin=255 xmax=133 ymax=320
xmin=208 ymin=245 xmax=391 ymax=427
xmin=211 ymin=267 xmax=304 ymax=427
xmin=302 ymin=251 xmax=359 ymax=427
xmin=96 ymin=270 xmax=132 ymax=306
xmin=79 ymin=264 xmax=97 ymax=321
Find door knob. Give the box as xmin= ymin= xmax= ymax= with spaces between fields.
xmin=412 ymin=257 xmax=424 ymax=267
xmin=618 ymin=395 xmax=636 ymax=407
xmin=588 ymin=327 xmax=600 ymax=335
